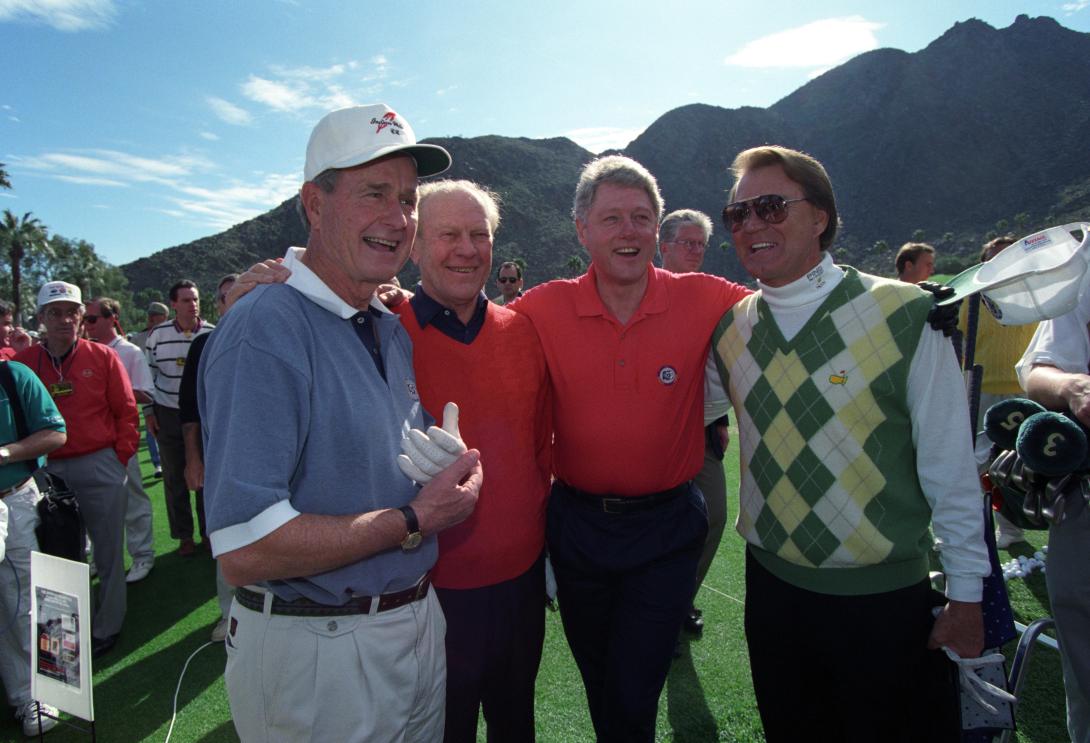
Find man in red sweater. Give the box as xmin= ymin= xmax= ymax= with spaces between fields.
xmin=399 ymin=180 xmax=551 ymax=742
xmin=16 ymin=281 xmax=139 ymax=658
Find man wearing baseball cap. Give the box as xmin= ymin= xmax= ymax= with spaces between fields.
xmin=131 ymin=301 xmax=168 ymax=478
xmin=15 ymin=281 xmax=139 ymax=658
xmin=201 ymin=104 xmax=482 ymax=741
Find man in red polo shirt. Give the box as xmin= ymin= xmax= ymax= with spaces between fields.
xmin=511 ymin=156 xmax=751 ymax=742
xmin=15 ymin=281 xmax=139 ymax=658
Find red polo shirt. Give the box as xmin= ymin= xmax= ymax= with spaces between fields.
xmin=15 ymin=338 xmax=139 ymax=464
xmin=513 ymin=264 xmax=750 ymax=496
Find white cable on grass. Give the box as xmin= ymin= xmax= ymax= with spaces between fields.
xmin=164 ymin=641 xmax=216 ymax=743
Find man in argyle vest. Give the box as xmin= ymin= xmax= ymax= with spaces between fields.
xmin=710 ymin=145 xmax=990 ymax=742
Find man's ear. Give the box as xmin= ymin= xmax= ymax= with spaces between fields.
xmin=300 ymin=183 xmax=323 ymax=228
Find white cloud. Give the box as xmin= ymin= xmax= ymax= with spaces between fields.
xmin=0 ymin=0 xmax=116 ymax=31
xmin=199 ymin=131 xmax=219 ymax=141
xmin=564 ymin=126 xmax=642 ymax=153
xmin=234 ymin=57 xmax=396 ymax=115
xmin=242 ymin=75 xmax=315 ymax=112
xmin=724 ymin=16 xmax=884 ymax=69
xmin=207 ymin=96 xmax=252 ymax=125
xmin=12 ymin=145 xmax=298 ymax=232
xmin=168 ymin=172 xmax=299 ymax=231
xmin=1062 ymin=0 xmax=1089 ymax=12
xmin=7 ymin=116 xmax=18 ymax=122
xmin=56 ymin=174 xmax=127 ymax=186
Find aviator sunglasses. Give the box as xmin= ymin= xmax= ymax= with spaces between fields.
xmin=497 ymin=277 xmax=520 ymax=284
xmin=722 ymin=194 xmax=810 ymax=232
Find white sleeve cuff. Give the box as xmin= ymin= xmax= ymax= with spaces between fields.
xmin=944 ymin=574 xmax=983 ymax=603
xmin=209 ymin=500 xmax=301 ymax=557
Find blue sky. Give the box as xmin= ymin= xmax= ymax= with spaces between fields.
xmin=2 ymin=0 xmax=1088 ymax=267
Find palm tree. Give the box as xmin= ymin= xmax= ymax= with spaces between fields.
xmin=1 ymin=210 xmax=48 ymax=322
xmin=0 ymin=163 xmax=10 ymax=190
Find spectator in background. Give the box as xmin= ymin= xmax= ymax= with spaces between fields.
xmin=958 ymin=235 xmax=1038 ymax=548
xmin=493 ymin=261 xmax=524 ymax=305
xmin=130 ymin=302 xmax=168 ymax=352
xmin=16 ymin=281 xmax=140 ymax=658
xmin=177 ymin=274 xmax=237 ymax=641
xmin=0 ymin=353 xmax=66 ymax=735
xmin=658 ymin=208 xmax=730 ymax=640
xmin=896 ymin=242 xmax=936 ymax=284
xmin=131 ymin=301 xmax=168 ymax=478
xmin=85 ymin=296 xmax=157 ymax=582
xmin=0 ymin=300 xmax=15 ymax=359
xmin=144 ymin=281 xmax=213 ymax=556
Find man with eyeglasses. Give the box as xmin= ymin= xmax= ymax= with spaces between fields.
xmin=15 ymin=281 xmax=140 ymax=659
xmin=709 ymin=145 xmax=989 ymax=741
xmin=144 ymin=279 xmax=213 ymax=557
xmin=493 ymin=260 xmax=524 ymax=305
xmin=84 ymin=296 xmax=157 ymax=583
xmin=658 ymin=209 xmax=731 ymax=640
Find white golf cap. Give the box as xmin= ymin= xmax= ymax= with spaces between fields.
xmin=37 ymin=281 xmax=82 ymax=310
xmin=940 ymin=223 xmax=1090 ymax=326
xmin=304 ymin=104 xmax=451 ymax=182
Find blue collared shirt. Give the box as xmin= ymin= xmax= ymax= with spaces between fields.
xmin=410 ymin=284 xmax=489 ymax=345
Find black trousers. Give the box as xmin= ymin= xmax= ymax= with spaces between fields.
xmin=435 ymin=554 xmax=546 ymax=743
xmin=547 ymin=481 xmax=707 ymax=743
xmin=744 ymin=550 xmax=959 ymax=743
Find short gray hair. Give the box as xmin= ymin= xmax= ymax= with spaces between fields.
xmin=659 ymin=209 xmax=712 ymax=246
xmin=572 ymin=155 xmax=663 ymax=224
xmin=418 ymin=179 xmax=502 ymax=232
xmin=296 ymin=168 xmax=341 ymax=231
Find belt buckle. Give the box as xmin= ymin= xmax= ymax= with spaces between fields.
xmin=601 ymin=498 xmax=623 ymax=514
xmin=413 ymin=576 xmax=429 ymax=601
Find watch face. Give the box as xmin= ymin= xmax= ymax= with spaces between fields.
xmin=402 ymin=532 xmax=423 ymax=550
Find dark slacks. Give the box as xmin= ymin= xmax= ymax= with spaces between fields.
xmin=154 ymin=404 xmax=205 ymax=541
xmin=435 ymin=554 xmax=546 ymax=743
xmin=547 ymin=481 xmax=707 ymax=743
xmin=744 ymin=550 xmax=958 ymax=743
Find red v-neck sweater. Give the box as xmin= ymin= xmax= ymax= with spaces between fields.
xmin=396 ymin=302 xmax=553 ymax=589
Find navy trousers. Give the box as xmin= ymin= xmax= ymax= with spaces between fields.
xmin=436 ymin=554 xmax=546 ymax=743
xmin=547 ymin=481 xmax=707 ymax=743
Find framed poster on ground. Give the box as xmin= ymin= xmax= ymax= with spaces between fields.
xmin=30 ymin=551 xmax=94 ymax=722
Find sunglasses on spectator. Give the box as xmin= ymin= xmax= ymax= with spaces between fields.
xmin=722 ymin=195 xmax=810 ymax=232
xmin=497 ymin=277 xmax=520 ymax=284
xmin=666 ymin=239 xmax=706 ymax=252
xmin=83 ymin=315 xmax=101 ymax=324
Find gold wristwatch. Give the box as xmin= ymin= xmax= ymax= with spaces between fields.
xmin=399 ymin=506 xmax=422 ymax=550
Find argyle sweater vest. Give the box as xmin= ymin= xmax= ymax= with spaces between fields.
xmin=713 ymin=268 xmax=935 ymax=595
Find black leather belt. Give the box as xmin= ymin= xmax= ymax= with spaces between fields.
xmin=560 ymin=480 xmax=690 ymax=514
xmin=236 ymin=574 xmax=431 ymax=617
xmin=0 ymin=476 xmax=32 ymax=498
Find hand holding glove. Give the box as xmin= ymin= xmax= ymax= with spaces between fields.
xmin=397 ymin=402 xmax=468 ymax=484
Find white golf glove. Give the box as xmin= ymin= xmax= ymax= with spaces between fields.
xmin=397 ymin=402 xmax=467 ymax=484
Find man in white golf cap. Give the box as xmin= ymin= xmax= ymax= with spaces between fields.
xmin=200 ymin=104 xmax=483 ymax=742
xmin=15 ymin=281 xmax=139 ymax=659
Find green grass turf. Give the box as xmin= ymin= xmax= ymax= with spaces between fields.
xmin=1 ymin=427 xmax=1070 ymax=742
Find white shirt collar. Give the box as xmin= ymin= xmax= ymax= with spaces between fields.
xmin=281 ymin=247 xmax=392 ymax=320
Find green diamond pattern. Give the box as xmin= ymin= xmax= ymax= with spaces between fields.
xmin=794 ymin=511 xmax=841 ymax=565
xmin=784 ymin=379 xmax=835 ymax=440
xmin=785 ymin=447 xmax=836 ymax=506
